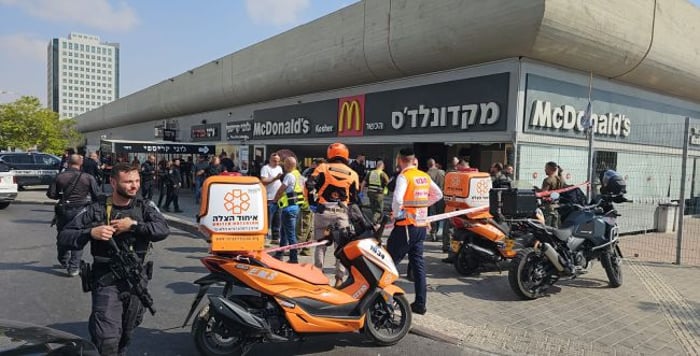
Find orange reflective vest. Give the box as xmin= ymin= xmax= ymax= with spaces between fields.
xmin=396 ymin=167 xmax=431 ymax=227
xmin=312 ymin=162 xmax=359 ymax=204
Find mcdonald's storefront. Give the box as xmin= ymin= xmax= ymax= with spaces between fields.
xmin=247 ymin=70 xmax=514 ymax=172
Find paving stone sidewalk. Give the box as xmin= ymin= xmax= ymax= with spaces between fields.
xmin=15 ymin=187 xmax=700 ymax=355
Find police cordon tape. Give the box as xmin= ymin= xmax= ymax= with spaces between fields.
xmin=264 ymin=183 xmax=591 ymax=254
xmin=535 ymin=181 xmax=590 ymax=198
xmin=264 ymin=205 xmax=490 ymax=254
xmin=265 ymin=240 xmax=329 ymax=254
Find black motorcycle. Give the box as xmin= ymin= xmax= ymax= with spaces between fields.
xmin=507 ymin=191 xmax=630 ymax=300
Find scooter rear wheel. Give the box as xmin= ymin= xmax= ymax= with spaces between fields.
xmin=365 ymin=294 xmax=412 ymax=346
xmin=192 ymin=303 xmax=249 ymax=356
xmin=508 ymin=248 xmax=549 ymax=300
xmin=454 ymin=244 xmax=480 ymax=276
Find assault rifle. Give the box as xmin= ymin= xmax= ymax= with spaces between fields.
xmin=108 ymin=238 xmax=156 ymax=315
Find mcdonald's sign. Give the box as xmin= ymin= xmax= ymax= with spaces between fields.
xmin=338 ymin=95 xmax=365 ymax=137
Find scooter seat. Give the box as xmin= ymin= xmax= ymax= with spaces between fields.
xmin=259 ymin=254 xmax=330 ymax=285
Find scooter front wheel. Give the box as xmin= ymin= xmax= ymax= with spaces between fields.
xmin=600 ymin=245 xmax=623 ymax=288
xmin=192 ymin=303 xmax=250 ymax=356
xmin=365 ymin=294 xmax=412 ymax=346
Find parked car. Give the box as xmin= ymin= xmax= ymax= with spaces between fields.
xmin=0 ymin=152 xmax=61 ymax=189
xmin=0 ymin=319 xmax=99 ymax=355
xmin=0 ymin=162 xmax=17 ymax=209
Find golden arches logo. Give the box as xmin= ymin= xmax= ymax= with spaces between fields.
xmin=338 ymin=95 xmax=365 ymax=137
xmin=223 ymin=189 xmax=251 ymax=214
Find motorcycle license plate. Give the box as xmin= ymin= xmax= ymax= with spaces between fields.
xmin=451 ymin=240 xmax=461 ymax=253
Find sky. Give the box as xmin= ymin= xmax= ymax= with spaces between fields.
xmin=0 ymin=0 xmax=357 ymax=104
xmin=2 ymin=0 xmax=700 ymax=106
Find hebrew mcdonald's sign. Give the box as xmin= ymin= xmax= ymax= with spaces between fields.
xmin=338 ymin=95 xmax=365 ymax=137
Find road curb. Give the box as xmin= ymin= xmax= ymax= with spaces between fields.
xmin=13 ymin=199 xmax=471 ymax=347
xmin=13 ymin=199 xmax=55 ymax=206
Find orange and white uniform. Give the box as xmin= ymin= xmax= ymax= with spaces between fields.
xmin=392 ymin=166 xmax=443 ymax=226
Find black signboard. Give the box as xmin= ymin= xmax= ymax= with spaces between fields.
xmin=163 ymin=129 xmax=176 ymax=141
xmin=113 ymin=142 xmax=215 ymax=155
xmin=191 ymin=123 xmax=221 ymax=141
xmin=252 ymin=100 xmax=337 ymax=139
xmin=363 ymin=73 xmax=510 ymax=136
xmin=226 ymin=120 xmax=253 ymax=140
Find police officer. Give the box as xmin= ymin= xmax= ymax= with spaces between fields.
xmin=58 ymin=162 xmax=169 ymax=355
xmin=47 ymin=154 xmax=101 ymax=276
xmin=307 ymin=143 xmax=360 ymax=288
xmin=387 ymin=148 xmax=442 ymax=315
xmin=140 ymin=155 xmax=156 ymax=200
xmin=274 ymin=156 xmax=306 ymax=263
xmin=361 ymin=159 xmax=389 ymax=225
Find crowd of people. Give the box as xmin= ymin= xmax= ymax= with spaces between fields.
xmin=46 ymin=145 xmax=564 ymax=354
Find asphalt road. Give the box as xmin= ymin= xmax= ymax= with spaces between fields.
xmin=0 ymin=203 xmax=472 ymax=356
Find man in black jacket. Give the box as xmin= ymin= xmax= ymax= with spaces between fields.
xmin=58 ymin=162 xmax=169 ymax=355
xmin=82 ymin=151 xmax=102 ymax=183
xmin=139 ymin=155 xmax=156 ymax=200
xmin=47 ymin=154 xmax=101 ymax=276
xmin=163 ymin=159 xmax=183 ymax=212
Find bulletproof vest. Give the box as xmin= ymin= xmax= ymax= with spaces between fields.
xmin=90 ymin=198 xmax=147 ymax=260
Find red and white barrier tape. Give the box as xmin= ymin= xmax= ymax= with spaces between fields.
xmin=264 ymin=239 xmax=329 ymax=254
xmin=424 ymin=205 xmax=489 ymax=224
xmin=535 ymin=181 xmax=590 ymax=198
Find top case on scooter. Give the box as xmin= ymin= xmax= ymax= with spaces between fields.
xmin=198 ymin=175 xmax=268 ymax=252
xmin=489 ymin=188 xmax=537 ymax=218
xmin=444 ymin=170 xmax=492 ymax=209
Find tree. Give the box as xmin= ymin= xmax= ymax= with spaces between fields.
xmin=0 ymin=96 xmax=83 ymax=155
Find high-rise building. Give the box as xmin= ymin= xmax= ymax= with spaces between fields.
xmin=47 ymin=32 xmax=119 ymax=119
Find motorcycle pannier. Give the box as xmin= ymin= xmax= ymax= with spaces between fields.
xmin=489 ymin=188 xmax=537 ymax=218
xmin=198 ymin=175 xmax=268 ymax=252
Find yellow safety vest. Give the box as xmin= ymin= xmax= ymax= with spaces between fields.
xmin=278 ymin=170 xmax=306 ymax=208
xmin=367 ymin=169 xmax=386 ymax=194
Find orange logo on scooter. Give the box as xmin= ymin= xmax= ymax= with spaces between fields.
xmin=223 ymin=189 xmax=251 ymax=214
xmin=476 ymin=180 xmax=490 ymax=195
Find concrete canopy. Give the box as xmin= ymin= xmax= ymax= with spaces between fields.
xmin=76 ymin=0 xmax=700 ymax=133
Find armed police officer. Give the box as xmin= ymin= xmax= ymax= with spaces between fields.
xmin=47 ymin=154 xmax=101 ymax=276
xmin=307 ymin=143 xmax=360 ymax=288
xmin=58 ymin=162 xmax=169 ymax=356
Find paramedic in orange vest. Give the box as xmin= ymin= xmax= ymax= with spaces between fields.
xmin=388 ymin=148 xmax=443 ymax=315
xmin=307 ymin=143 xmax=360 ymax=288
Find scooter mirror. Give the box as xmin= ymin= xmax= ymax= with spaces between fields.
xmin=550 ymin=192 xmax=560 ymax=201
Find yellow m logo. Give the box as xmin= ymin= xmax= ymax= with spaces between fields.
xmin=339 ymin=100 xmax=361 ymax=133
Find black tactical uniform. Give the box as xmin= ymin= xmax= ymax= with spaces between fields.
xmin=58 ymin=197 xmax=169 ymax=356
xmin=140 ymin=160 xmax=156 ymax=200
xmin=47 ymin=167 xmax=101 ymax=273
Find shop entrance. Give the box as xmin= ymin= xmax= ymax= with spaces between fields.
xmin=445 ymin=143 xmax=513 ymax=172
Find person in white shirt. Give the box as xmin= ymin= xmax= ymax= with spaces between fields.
xmin=388 ymin=149 xmax=443 ymax=315
xmin=260 ymin=153 xmax=283 ymax=243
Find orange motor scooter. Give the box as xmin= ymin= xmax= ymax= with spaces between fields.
xmin=183 ymin=176 xmax=411 ymax=356
xmin=443 ymin=169 xmax=516 ymax=275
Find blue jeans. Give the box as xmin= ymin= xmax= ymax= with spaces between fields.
xmin=267 ymin=202 xmax=280 ymax=241
xmin=194 ymin=176 xmax=205 ymax=204
xmin=276 ymin=204 xmax=299 ymax=263
xmin=387 ymin=224 xmax=427 ymax=308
